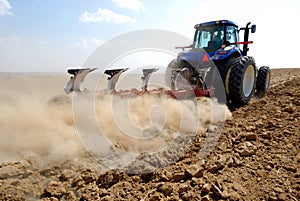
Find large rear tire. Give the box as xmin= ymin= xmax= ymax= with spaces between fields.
xmin=229 ymin=56 xmax=257 ymax=107
xmin=213 ymin=57 xmax=236 ymax=104
xmin=256 ymin=66 xmax=270 ymax=98
xmin=204 ymin=65 xmax=227 ymax=103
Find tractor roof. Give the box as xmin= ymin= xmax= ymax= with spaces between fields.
xmin=194 ymin=20 xmax=238 ymax=29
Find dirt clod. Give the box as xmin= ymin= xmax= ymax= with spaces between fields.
xmin=96 ymin=170 xmax=124 ymax=188
xmin=43 ymin=181 xmax=66 ymax=198
xmin=157 ymin=183 xmax=173 ymax=196
xmin=201 ymin=183 xmax=211 ymax=195
xmin=185 ymin=164 xmax=204 ymax=178
xmin=236 ymin=141 xmax=257 ymax=156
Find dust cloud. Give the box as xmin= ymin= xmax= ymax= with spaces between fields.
xmin=93 ymin=94 xmax=232 ymax=154
xmin=0 ymin=74 xmax=83 ymax=163
xmin=0 ymin=74 xmax=231 ymax=164
xmin=0 ymin=92 xmax=82 ymax=163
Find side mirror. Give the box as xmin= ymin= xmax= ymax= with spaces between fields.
xmin=251 ymin=24 xmax=256 ymax=33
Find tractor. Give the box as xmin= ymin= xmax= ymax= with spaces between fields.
xmin=64 ymin=20 xmax=270 ymax=108
xmin=165 ymin=20 xmax=271 ymax=107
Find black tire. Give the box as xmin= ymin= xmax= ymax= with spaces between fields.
xmin=165 ymin=59 xmax=178 ymax=87
xmin=256 ymin=66 xmax=271 ymax=98
xmin=213 ymin=57 xmax=236 ymax=103
xmin=214 ymin=57 xmax=236 ymax=83
xmin=203 ymin=64 xmax=226 ymax=102
xmin=228 ymin=56 xmax=257 ymax=107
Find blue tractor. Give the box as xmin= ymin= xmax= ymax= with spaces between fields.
xmin=166 ymin=20 xmax=270 ymax=107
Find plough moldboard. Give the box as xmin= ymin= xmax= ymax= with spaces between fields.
xmin=64 ymin=67 xmax=214 ymax=99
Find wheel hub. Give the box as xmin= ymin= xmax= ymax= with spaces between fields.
xmin=243 ymin=65 xmax=255 ymax=97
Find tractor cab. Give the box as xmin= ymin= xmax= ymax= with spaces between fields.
xmin=193 ymin=20 xmax=239 ymax=53
xmin=166 ymin=20 xmax=269 ymax=107
xmin=176 ymin=20 xmax=256 ymax=67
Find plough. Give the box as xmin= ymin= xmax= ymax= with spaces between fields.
xmin=64 ymin=67 xmax=214 ymax=99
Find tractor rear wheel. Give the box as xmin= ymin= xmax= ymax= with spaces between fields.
xmin=213 ymin=57 xmax=236 ymax=103
xmin=229 ymin=56 xmax=257 ymax=107
xmin=165 ymin=59 xmax=178 ymax=87
xmin=204 ymin=65 xmax=227 ymax=103
xmin=256 ymin=66 xmax=270 ymax=98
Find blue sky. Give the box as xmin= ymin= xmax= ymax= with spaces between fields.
xmin=0 ymin=0 xmax=299 ymax=71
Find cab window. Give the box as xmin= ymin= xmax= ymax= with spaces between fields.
xmin=225 ymin=26 xmax=238 ymax=45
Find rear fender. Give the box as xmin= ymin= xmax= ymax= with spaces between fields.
xmin=177 ymin=50 xmax=212 ymax=67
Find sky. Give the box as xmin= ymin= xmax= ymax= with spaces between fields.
xmin=0 ymin=0 xmax=299 ymax=72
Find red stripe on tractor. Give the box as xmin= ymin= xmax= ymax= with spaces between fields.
xmin=236 ymin=41 xmax=253 ymax=45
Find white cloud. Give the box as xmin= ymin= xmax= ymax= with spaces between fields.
xmin=79 ymin=8 xmax=137 ymax=24
xmin=73 ymin=37 xmax=104 ymax=50
xmin=0 ymin=0 xmax=13 ymax=16
xmin=112 ymin=0 xmax=144 ymax=12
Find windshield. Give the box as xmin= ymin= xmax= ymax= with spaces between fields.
xmin=193 ymin=25 xmax=238 ymax=51
xmin=194 ymin=25 xmax=224 ymax=51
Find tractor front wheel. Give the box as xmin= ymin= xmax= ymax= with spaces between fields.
xmin=229 ymin=56 xmax=257 ymax=107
